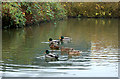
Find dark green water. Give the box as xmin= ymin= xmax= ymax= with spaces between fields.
xmin=2 ymin=18 xmax=118 ymax=77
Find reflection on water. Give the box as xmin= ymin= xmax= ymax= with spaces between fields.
xmin=2 ymin=18 xmax=118 ymax=77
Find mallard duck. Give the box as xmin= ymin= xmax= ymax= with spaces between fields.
xmin=49 ymin=38 xmax=60 ymax=44
xmin=60 ymin=36 xmax=72 ymax=42
xmin=68 ymin=50 xmax=82 ymax=55
xmin=45 ymin=50 xmax=59 ymax=60
xmin=61 ymin=47 xmax=73 ymax=52
xmin=49 ymin=43 xmax=59 ymax=50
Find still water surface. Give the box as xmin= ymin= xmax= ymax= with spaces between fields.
xmin=2 ymin=18 xmax=118 ymax=77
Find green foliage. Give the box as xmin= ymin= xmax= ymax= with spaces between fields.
xmin=2 ymin=2 xmax=119 ymax=29
xmin=2 ymin=2 xmax=67 ymax=28
xmin=31 ymin=2 xmax=66 ymax=23
xmin=2 ymin=2 xmax=26 ymax=28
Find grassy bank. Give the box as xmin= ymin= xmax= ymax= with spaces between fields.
xmin=2 ymin=2 xmax=120 ymax=29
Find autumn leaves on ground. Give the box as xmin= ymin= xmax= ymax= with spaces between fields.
xmin=2 ymin=2 xmax=120 ymax=29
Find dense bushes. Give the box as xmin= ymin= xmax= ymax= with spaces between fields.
xmin=22 ymin=2 xmax=66 ymax=24
xmin=63 ymin=2 xmax=119 ymax=18
xmin=2 ymin=3 xmax=27 ymax=28
xmin=2 ymin=2 xmax=120 ymax=29
xmin=2 ymin=2 xmax=67 ymax=29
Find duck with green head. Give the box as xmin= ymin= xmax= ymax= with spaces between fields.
xmin=60 ymin=36 xmax=72 ymax=42
xmin=49 ymin=38 xmax=60 ymax=44
xmin=45 ymin=50 xmax=59 ymax=60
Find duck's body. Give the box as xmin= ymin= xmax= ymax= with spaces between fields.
xmin=49 ymin=43 xmax=59 ymax=50
xmin=60 ymin=36 xmax=72 ymax=42
xmin=45 ymin=50 xmax=59 ymax=60
xmin=45 ymin=53 xmax=58 ymax=59
xmin=68 ymin=50 xmax=82 ymax=55
xmin=61 ymin=47 xmax=73 ymax=52
xmin=52 ymin=40 xmax=60 ymax=43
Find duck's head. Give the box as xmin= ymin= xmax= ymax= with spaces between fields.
xmin=46 ymin=50 xmax=50 ymax=54
xmin=61 ymin=36 xmax=64 ymax=39
xmin=49 ymin=38 xmax=53 ymax=41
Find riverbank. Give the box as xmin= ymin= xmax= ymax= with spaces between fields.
xmin=2 ymin=2 xmax=120 ymax=29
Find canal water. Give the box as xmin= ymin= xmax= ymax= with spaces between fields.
xmin=1 ymin=18 xmax=118 ymax=77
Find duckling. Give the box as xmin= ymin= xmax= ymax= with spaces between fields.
xmin=60 ymin=36 xmax=72 ymax=42
xmin=45 ymin=50 xmax=59 ymax=60
xmin=61 ymin=47 xmax=73 ymax=52
xmin=68 ymin=50 xmax=82 ymax=55
xmin=49 ymin=42 xmax=59 ymax=50
xmin=49 ymin=38 xmax=60 ymax=44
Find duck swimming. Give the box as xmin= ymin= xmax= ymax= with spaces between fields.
xmin=68 ymin=50 xmax=82 ymax=55
xmin=49 ymin=42 xmax=59 ymax=50
xmin=60 ymin=36 xmax=72 ymax=42
xmin=61 ymin=47 xmax=73 ymax=52
xmin=45 ymin=50 xmax=59 ymax=60
xmin=49 ymin=38 xmax=60 ymax=44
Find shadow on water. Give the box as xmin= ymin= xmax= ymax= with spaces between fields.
xmin=2 ymin=18 xmax=118 ymax=77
